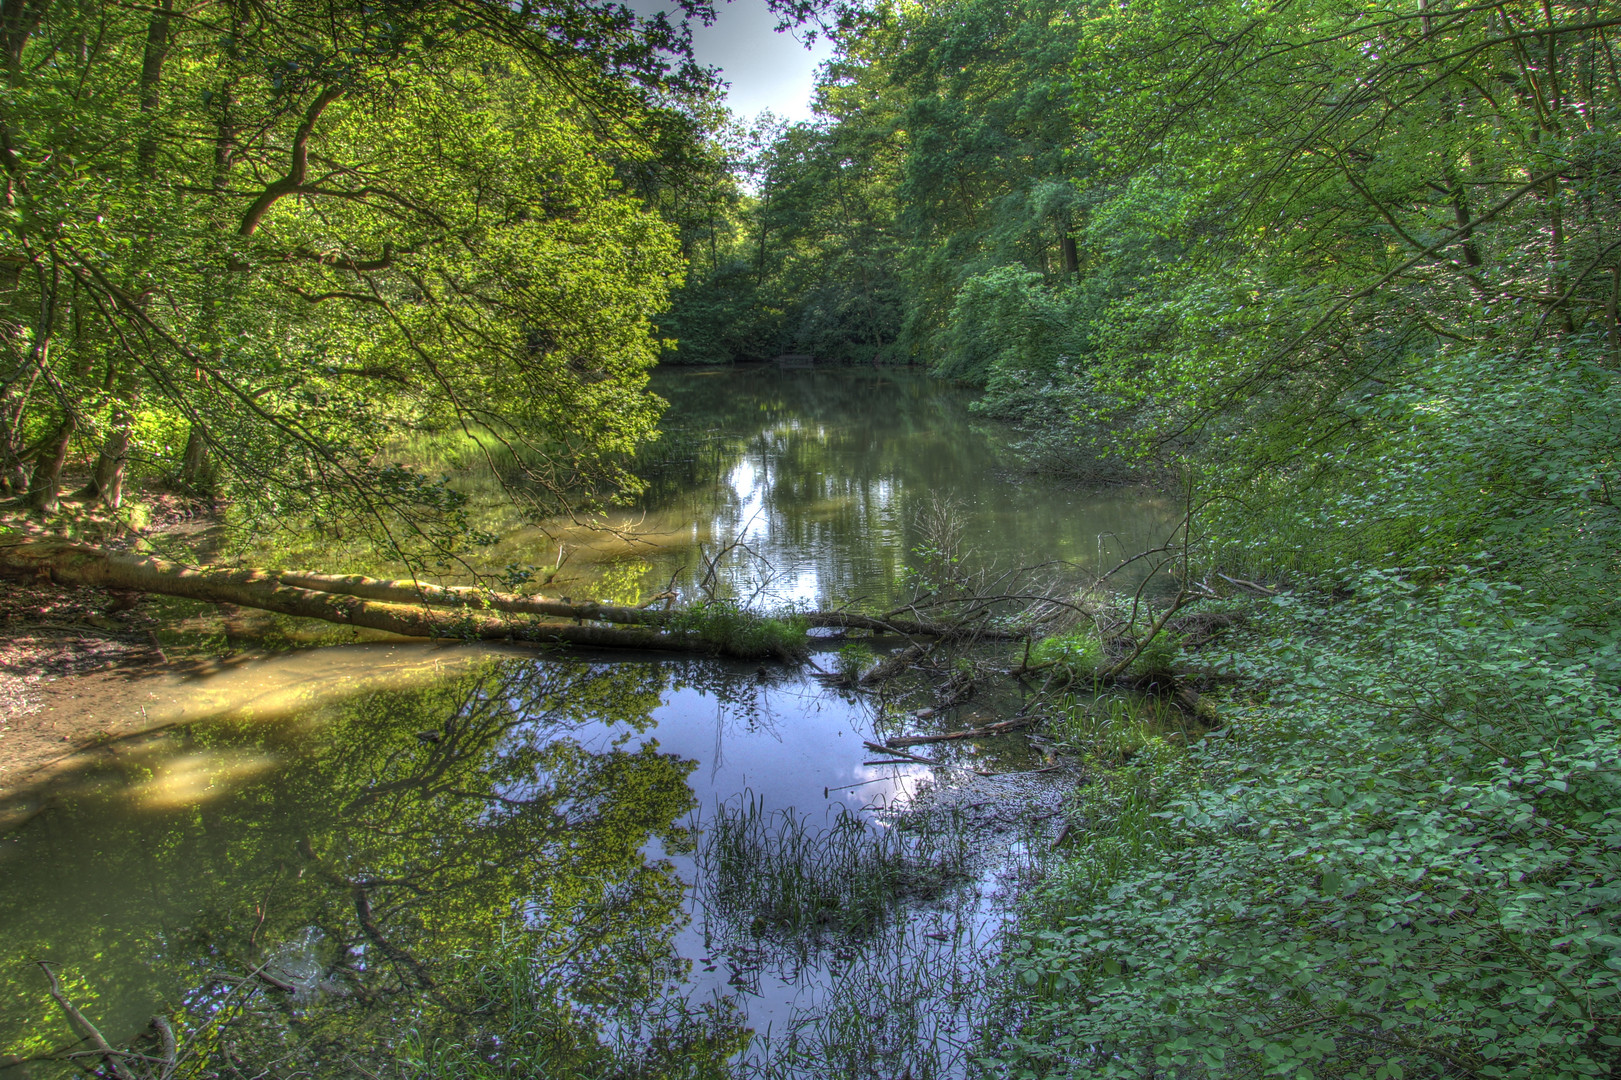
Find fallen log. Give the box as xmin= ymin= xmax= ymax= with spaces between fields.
xmin=276 ymin=575 xmax=1015 ymax=640
xmin=0 ymin=538 xmax=1041 ymax=661
xmin=0 ymin=539 xmax=786 ymax=659
xmin=273 ymin=570 xmax=669 ymax=626
xmin=860 ymin=641 xmax=930 ymax=686
xmin=885 ymin=714 xmax=1037 ymax=747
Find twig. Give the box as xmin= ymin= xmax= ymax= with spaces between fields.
xmin=861 ymin=741 xmax=949 ymax=767
xmin=886 ymin=715 xmax=1036 ymax=747
xmin=1217 ymin=572 xmax=1278 ymax=596
xmin=36 ymin=962 xmax=137 ymax=1080
xmin=254 ymin=967 xmax=297 ymax=993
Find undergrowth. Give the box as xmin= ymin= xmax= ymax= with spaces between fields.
xmin=989 ymin=569 xmax=1621 ymax=1078
xmin=667 ymin=601 xmax=810 ymax=661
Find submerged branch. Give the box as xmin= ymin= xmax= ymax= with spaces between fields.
xmin=36 ymin=962 xmax=138 ymax=1080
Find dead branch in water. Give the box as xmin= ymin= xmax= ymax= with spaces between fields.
xmin=37 ymin=962 xmax=138 ymax=1080
xmin=884 ymin=714 xmax=1037 ymax=747
xmin=860 ymin=741 xmax=950 ymax=767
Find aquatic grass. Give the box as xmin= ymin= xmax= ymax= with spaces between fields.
xmin=744 ymin=900 xmax=1001 ymax=1080
xmin=1052 ymin=692 xmax=1181 ymax=763
xmin=833 ymin=641 xmax=875 ymax=684
xmin=697 ymin=796 xmax=970 ymax=954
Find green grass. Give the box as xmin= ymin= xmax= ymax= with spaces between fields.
xmin=698 ymin=796 xmax=969 ymax=952
xmin=1030 ymin=631 xmax=1103 ymax=684
xmin=667 ymin=601 xmax=810 ymax=661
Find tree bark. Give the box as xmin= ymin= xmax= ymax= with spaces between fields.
xmin=27 ymin=416 xmax=74 ymax=514
xmin=136 ymin=0 xmax=171 ymax=170
xmin=0 ymin=539 xmax=798 ymax=658
xmin=270 ymin=568 xmax=1021 ymax=639
xmin=0 ymin=540 xmax=1022 ymax=661
xmin=180 ymin=422 xmax=213 ymax=492
xmin=78 ymin=411 xmax=132 ymax=508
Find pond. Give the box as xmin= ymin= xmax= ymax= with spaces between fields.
xmin=487 ymin=365 xmax=1175 ymax=606
xmin=0 ymin=366 xmax=1173 ymax=1077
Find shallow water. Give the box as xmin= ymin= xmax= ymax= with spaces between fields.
xmin=0 ymin=367 xmax=1172 ymax=1075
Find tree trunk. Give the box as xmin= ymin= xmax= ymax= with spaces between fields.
xmin=180 ymin=422 xmax=213 ymax=492
xmin=270 ymin=568 xmax=1020 ymax=639
xmin=0 ymin=460 xmax=25 ymax=495
xmin=0 ymin=539 xmax=800 ymax=659
xmin=136 ymin=0 xmax=171 ymax=170
xmin=79 ymin=414 xmax=132 ymax=508
xmin=0 ymin=541 xmax=1022 ymax=662
xmin=28 ymin=417 xmax=74 ymax=515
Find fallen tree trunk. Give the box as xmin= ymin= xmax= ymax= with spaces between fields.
xmin=273 ymin=570 xmax=670 ymax=626
xmin=0 ymin=539 xmax=1030 ymax=661
xmin=0 ymin=539 xmax=781 ymax=659
xmin=274 ymin=570 xmax=1020 ymax=640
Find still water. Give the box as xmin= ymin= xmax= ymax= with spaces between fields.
xmin=0 ymin=367 xmax=1172 ymax=1076
xmin=490 ymin=365 xmax=1173 ymax=606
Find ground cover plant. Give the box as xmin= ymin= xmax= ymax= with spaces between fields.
xmin=996 ymin=571 xmax=1621 ymax=1077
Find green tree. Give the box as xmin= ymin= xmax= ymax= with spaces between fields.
xmin=0 ymin=0 xmax=742 ymax=558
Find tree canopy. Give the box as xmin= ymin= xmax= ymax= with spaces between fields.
xmin=0 ymin=0 xmax=778 ymax=558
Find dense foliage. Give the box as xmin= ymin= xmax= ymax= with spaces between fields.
xmin=655 ymin=0 xmax=1621 ymax=1072
xmin=0 ymin=0 xmax=763 ymax=557
xmin=905 ymin=0 xmax=1621 ymax=1074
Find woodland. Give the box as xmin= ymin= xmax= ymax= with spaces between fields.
xmin=2 ymin=0 xmax=1621 ymax=1075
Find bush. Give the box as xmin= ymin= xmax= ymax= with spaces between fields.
xmin=989 ymin=569 xmax=1621 ymax=1078
xmin=1031 ymin=632 xmax=1103 ymax=685
xmin=667 ymin=600 xmax=809 ymax=661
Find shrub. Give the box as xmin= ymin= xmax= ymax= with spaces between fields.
xmin=1031 ymin=632 xmax=1103 ymax=685
xmin=667 ymin=600 xmax=809 ymax=661
xmin=989 ymin=569 xmax=1621 ymax=1078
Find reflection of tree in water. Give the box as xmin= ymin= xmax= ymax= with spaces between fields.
xmin=3 ymin=658 xmax=747 ymax=1077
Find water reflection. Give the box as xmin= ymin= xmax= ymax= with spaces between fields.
xmin=0 ymin=647 xmax=1001 ymax=1077
xmin=484 ymin=367 xmax=1174 ymax=606
xmin=0 ymin=658 xmax=709 ymax=1076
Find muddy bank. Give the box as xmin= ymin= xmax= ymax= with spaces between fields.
xmin=0 ymin=574 xmax=177 ymax=796
xmin=0 ymin=575 xmax=528 ymax=806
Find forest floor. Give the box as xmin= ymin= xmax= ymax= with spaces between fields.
xmin=0 ymin=495 xmax=265 ymax=797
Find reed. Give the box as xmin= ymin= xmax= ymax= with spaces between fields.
xmin=698 ymin=796 xmax=970 ymax=954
